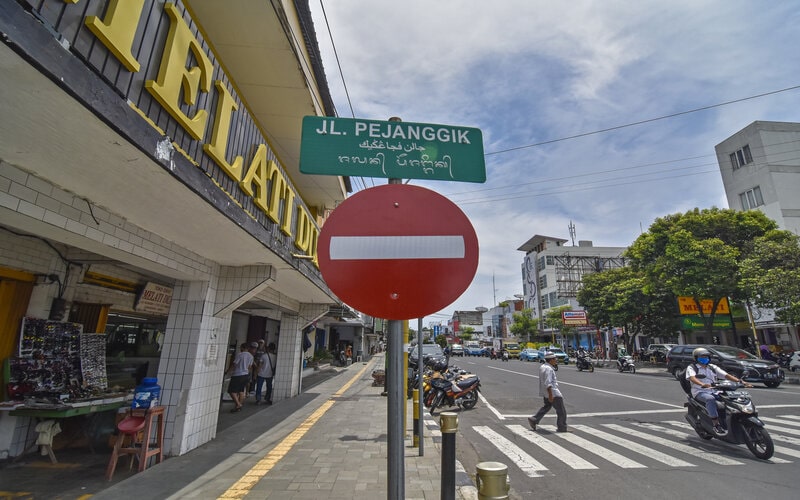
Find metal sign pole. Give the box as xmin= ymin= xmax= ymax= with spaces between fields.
xmin=418 ymin=317 xmax=424 ymax=456
xmin=387 ymin=318 xmax=404 ymax=500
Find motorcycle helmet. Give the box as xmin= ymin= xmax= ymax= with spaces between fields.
xmin=432 ymin=359 xmax=449 ymax=372
xmin=693 ymin=347 xmax=711 ymax=365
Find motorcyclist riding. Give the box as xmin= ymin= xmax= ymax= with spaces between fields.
xmin=685 ymin=347 xmax=752 ymax=436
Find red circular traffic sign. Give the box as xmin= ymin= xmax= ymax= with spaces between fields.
xmin=318 ymin=184 xmax=479 ymax=320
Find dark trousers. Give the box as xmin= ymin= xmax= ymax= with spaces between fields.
xmin=531 ymin=396 xmax=567 ymax=431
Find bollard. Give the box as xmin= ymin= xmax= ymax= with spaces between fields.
xmin=412 ymin=388 xmax=419 ymax=447
xmin=439 ymin=412 xmax=458 ymax=500
xmin=475 ymin=461 xmax=509 ymax=500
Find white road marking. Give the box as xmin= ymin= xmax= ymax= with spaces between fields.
xmin=625 ymin=423 xmax=744 ymax=465
xmin=473 ymin=426 xmax=550 ymax=477
xmin=760 ymin=416 xmax=800 ymax=429
xmin=329 ymin=235 xmax=464 ymax=259
xmin=756 ymin=420 xmax=800 ymax=436
xmin=507 ymin=425 xmax=597 ymax=469
xmin=538 ymin=425 xmax=646 ymax=468
xmin=570 ymin=424 xmax=695 ymax=467
xmin=665 ymin=421 xmax=793 ymax=463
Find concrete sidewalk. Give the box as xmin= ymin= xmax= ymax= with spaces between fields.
xmin=91 ymin=353 xmax=476 ymax=499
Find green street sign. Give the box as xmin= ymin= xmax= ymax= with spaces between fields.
xmin=300 ymin=116 xmax=486 ymax=183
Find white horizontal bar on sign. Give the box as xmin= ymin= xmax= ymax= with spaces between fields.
xmin=329 ymin=235 xmax=465 ymax=260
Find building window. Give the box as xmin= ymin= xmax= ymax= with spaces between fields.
xmin=729 ymin=144 xmax=753 ymax=170
xmin=537 ymin=256 xmax=546 ymax=270
xmin=739 ymin=186 xmax=764 ymax=210
xmin=538 ymin=275 xmax=547 ymax=290
xmin=546 ymin=256 xmax=554 ymax=266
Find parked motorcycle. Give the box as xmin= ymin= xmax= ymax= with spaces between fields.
xmin=426 ymin=374 xmax=480 ymax=415
xmin=617 ymin=355 xmax=636 ymax=373
xmin=575 ymin=352 xmax=594 ymax=372
xmin=682 ymin=372 xmax=773 ymax=459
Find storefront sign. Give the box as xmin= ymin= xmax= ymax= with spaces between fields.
xmin=681 ymin=315 xmax=732 ymax=330
xmin=562 ymin=310 xmax=588 ymax=326
xmin=77 ymin=1 xmax=318 ymax=262
xmin=135 ymin=282 xmax=174 ymax=316
xmin=677 ymin=297 xmax=730 ymax=315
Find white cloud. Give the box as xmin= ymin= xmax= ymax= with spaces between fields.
xmin=310 ymin=0 xmax=800 ymax=326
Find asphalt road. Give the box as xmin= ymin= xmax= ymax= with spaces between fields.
xmin=447 ymin=355 xmax=800 ymax=500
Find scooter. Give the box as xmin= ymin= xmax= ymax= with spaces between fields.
xmin=616 ymin=355 xmax=636 ymax=373
xmin=575 ymin=352 xmax=594 ymax=372
xmin=501 ymin=351 xmax=509 ymax=362
xmin=682 ymin=373 xmax=773 ymax=459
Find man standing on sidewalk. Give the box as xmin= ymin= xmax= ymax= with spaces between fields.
xmin=528 ymin=352 xmax=568 ymax=432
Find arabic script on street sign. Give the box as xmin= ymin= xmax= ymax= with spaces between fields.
xmin=300 ymin=116 xmax=486 ymax=183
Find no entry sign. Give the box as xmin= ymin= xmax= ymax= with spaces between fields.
xmin=317 ymin=184 xmax=479 ymax=320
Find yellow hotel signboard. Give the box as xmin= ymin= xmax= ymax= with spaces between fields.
xmin=677 ymin=297 xmax=730 ymax=315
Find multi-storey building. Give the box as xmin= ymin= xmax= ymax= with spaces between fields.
xmin=0 ymin=0 xmax=350 ymax=459
xmin=715 ymin=120 xmax=800 ymax=349
xmin=517 ymin=235 xmax=626 ymax=347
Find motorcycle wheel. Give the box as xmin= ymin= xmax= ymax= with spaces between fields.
xmin=577 ymin=364 xmax=583 ymax=372
xmin=429 ymin=392 xmax=444 ymax=415
xmin=743 ymin=424 xmax=774 ymax=460
xmin=617 ymin=365 xmax=623 ymax=372
xmin=629 ymin=365 xmax=636 ymax=374
xmin=461 ymin=390 xmax=479 ymax=410
xmin=588 ymin=363 xmax=594 ymax=373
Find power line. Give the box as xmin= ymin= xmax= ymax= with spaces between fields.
xmin=485 ymin=84 xmax=800 ymax=156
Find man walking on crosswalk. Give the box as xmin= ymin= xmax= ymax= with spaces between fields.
xmin=528 ymin=351 xmax=568 ymax=432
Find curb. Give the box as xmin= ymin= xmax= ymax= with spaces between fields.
xmin=592 ymin=361 xmax=799 ymax=384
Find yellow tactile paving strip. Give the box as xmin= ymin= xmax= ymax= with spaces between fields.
xmin=217 ymin=362 xmax=369 ymax=499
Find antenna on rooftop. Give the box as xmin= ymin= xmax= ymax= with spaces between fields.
xmin=568 ymin=220 xmax=576 ymax=246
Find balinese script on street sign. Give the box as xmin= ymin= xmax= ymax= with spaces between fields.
xmin=562 ymin=310 xmax=588 ymax=326
xmin=300 ymin=116 xmax=486 ymax=183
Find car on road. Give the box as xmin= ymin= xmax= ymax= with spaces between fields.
xmin=643 ymin=343 xmax=676 ymax=362
xmin=666 ymin=344 xmax=785 ymax=388
xmin=538 ymin=346 xmax=569 ymax=364
xmin=465 ymin=342 xmax=486 ymax=357
xmin=449 ymin=344 xmax=464 ymax=357
xmin=519 ymin=348 xmax=540 ymax=362
xmin=408 ymin=343 xmax=445 ymax=365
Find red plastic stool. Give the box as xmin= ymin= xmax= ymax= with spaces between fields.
xmin=105 ymin=407 xmax=164 ymax=480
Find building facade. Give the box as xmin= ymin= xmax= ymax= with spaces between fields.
xmin=0 ymin=0 xmax=350 ymax=459
xmin=715 ymin=120 xmax=800 ymax=350
xmin=517 ymin=235 xmax=626 ymax=347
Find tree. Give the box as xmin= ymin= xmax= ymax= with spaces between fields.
xmin=543 ymin=305 xmax=575 ymax=346
xmin=510 ymin=308 xmax=537 ymax=344
xmin=627 ymin=208 xmax=777 ymax=335
xmin=434 ymin=334 xmax=448 ymax=348
xmin=740 ymin=230 xmax=800 ymax=326
xmin=578 ymin=266 xmax=675 ymax=353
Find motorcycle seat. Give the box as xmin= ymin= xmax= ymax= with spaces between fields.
xmin=455 ymin=376 xmax=478 ymax=388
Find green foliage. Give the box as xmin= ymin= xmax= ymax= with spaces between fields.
xmin=626 ymin=207 xmax=777 ymax=334
xmin=510 ymin=308 xmax=538 ymax=344
xmin=311 ymin=349 xmax=333 ymax=362
xmin=740 ymin=230 xmax=800 ymax=325
xmin=435 ymin=334 xmax=448 ymax=348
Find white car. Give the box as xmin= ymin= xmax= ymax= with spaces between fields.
xmin=790 ymin=351 xmax=800 ymax=372
xmin=450 ymin=344 xmax=464 ymax=357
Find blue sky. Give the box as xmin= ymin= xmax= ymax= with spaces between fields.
xmin=309 ymin=1 xmax=800 ymax=327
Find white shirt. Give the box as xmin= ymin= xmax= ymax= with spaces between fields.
xmin=230 ymin=351 xmax=254 ymax=377
xmin=538 ymin=362 xmax=562 ymax=398
xmin=257 ymin=352 xmax=277 ymax=378
xmin=685 ymin=363 xmax=728 ymax=398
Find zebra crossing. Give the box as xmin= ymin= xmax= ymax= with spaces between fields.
xmin=461 ymin=415 xmax=800 ymax=477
